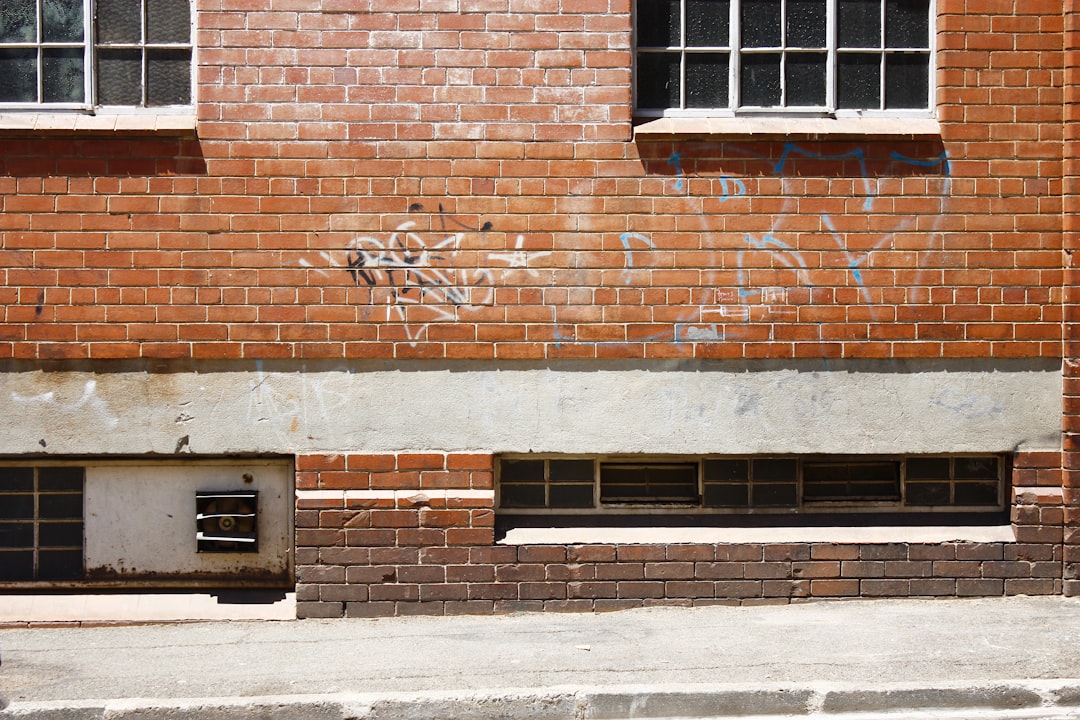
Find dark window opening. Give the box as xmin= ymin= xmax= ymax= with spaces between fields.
xmin=0 ymin=465 xmax=84 ymax=581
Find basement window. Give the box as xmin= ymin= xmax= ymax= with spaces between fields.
xmin=497 ymin=454 xmax=1007 ymax=517
xmin=0 ymin=465 xmax=84 ymax=580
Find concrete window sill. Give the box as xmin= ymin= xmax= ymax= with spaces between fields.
xmin=0 ymin=112 xmax=197 ymax=135
xmin=633 ymin=116 xmax=942 ymax=139
xmin=498 ymin=525 xmax=1015 ymax=546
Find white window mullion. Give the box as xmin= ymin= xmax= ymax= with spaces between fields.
xmin=779 ymin=0 xmax=787 ymax=107
xmin=826 ymin=0 xmax=836 ymax=112
xmin=730 ymin=0 xmax=740 ymax=110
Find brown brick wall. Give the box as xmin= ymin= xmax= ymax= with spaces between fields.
xmin=295 ymin=451 xmax=1062 ymax=617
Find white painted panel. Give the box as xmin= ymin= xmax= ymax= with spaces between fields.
xmin=83 ymin=460 xmax=292 ymax=583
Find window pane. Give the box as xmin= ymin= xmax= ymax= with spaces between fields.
xmin=97 ymin=0 xmax=142 ymax=44
xmin=0 ymin=0 xmax=37 ymax=43
xmin=43 ymin=48 xmax=84 ymax=102
xmin=954 ymin=482 xmax=999 ymax=506
xmin=0 ymin=467 xmax=34 ymax=492
xmin=740 ymin=0 xmax=780 ymax=48
xmin=638 ymin=0 xmax=680 ymax=47
xmin=0 ymin=550 xmax=34 ymax=580
xmin=37 ymin=549 xmax=83 ymax=580
xmin=838 ymin=0 xmax=880 ymax=48
xmin=884 ymin=52 xmax=928 ymax=108
xmin=147 ymin=47 xmax=190 ymax=105
xmin=39 ymin=521 xmax=83 ymax=547
xmin=0 ymin=521 xmax=34 ymax=546
xmin=837 ymin=53 xmax=880 ymax=109
xmin=955 ymin=456 xmax=999 ymax=480
xmin=0 ymin=495 xmax=34 ymax=520
xmin=548 ymin=484 xmax=594 ymax=508
xmin=751 ymin=483 xmax=797 ymax=506
xmin=147 ymin=0 xmax=190 ymax=43
xmin=785 ymin=53 xmax=826 ymax=106
xmin=600 ymin=464 xmax=698 ymax=503
xmin=753 ymin=458 xmax=796 ymax=481
xmin=740 ymin=53 xmax=780 ymax=106
xmin=499 ymin=483 xmax=546 ymax=508
xmin=0 ymin=49 xmax=37 ymax=102
xmin=39 ymin=467 xmax=84 ymax=492
xmin=786 ymin=0 xmax=826 ymax=48
xmin=500 ymin=459 xmax=545 ymax=482
xmin=885 ymin=0 xmax=929 ymax=48
xmin=638 ymin=52 xmax=680 ymax=109
xmin=687 ymin=0 xmax=729 ymax=47
xmin=42 ymin=0 xmax=83 ymax=42
xmin=906 ymin=457 xmax=950 ymax=480
xmin=704 ymin=459 xmax=749 ymax=482
xmin=549 ymin=460 xmax=593 ymax=482
xmin=686 ymin=52 xmax=728 ymax=108
xmin=905 ymin=482 xmax=950 ymax=505
xmin=703 ymin=483 xmax=749 ymax=507
xmin=39 ymin=493 xmax=82 ymax=519
xmin=97 ymin=48 xmax=142 ymax=104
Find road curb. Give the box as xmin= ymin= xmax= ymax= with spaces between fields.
xmin=4 ymin=681 xmax=1080 ymax=719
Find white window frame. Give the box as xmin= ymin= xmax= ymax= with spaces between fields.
xmin=0 ymin=0 xmax=195 ymax=113
xmin=633 ymin=0 xmax=936 ymax=120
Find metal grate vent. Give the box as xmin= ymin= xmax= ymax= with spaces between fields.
xmin=195 ymin=491 xmax=258 ymax=553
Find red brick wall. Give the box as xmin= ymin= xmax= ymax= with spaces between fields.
xmin=295 ymin=452 xmax=1061 ymax=617
xmin=0 ymin=0 xmax=1065 ymax=362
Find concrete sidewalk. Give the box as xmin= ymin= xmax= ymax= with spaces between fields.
xmin=2 ymin=596 xmax=1080 ymax=718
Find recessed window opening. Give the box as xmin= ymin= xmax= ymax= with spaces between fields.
xmin=0 ymin=0 xmax=193 ymax=109
xmin=497 ymin=454 xmax=1006 ymax=515
xmin=0 ymin=465 xmax=84 ymax=581
xmin=634 ymin=0 xmax=932 ymax=115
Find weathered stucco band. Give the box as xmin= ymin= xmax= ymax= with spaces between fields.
xmin=0 ymin=359 xmax=1060 ymax=456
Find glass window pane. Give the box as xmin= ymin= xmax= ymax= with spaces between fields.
xmin=0 ymin=495 xmax=34 ymax=520
xmin=500 ymin=459 xmax=545 ymax=483
xmin=0 ymin=550 xmax=34 ymax=580
xmin=838 ymin=0 xmax=880 ymax=48
xmin=740 ymin=0 xmax=780 ymax=48
xmin=97 ymin=48 xmax=142 ymax=105
xmin=637 ymin=52 xmax=680 ymax=109
xmin=548 ymin=484 xmax=594 ymax=508
xmin=954 ymin=482 xmax=1000 ymax=506
xmin=751 ymin=482 xmax=797 ymax=506
xmin=0 ymin=521 xmax=34 ymax=546
xmin=786 ymin=0 xmax=826 ymax=48
xmin=687 ymin=0 xmax=729 ymax=47
xmin=0 ymin=0 xmax=37 ymax=43
xmin=638 ymin=0 xmax=680 ymax=47
xmin=906 ymin=457 xmax=950 ymax=480
xmin=886 ymin=0 xmax=929 ymax=48
xmin=39 ymin=493 xmax=82 ymax=519
xmin=785 ymin=52 xmax=826 ymax=106
xmin=955 ymin=456 xmax=1000 ymax=480
xmin=96 ymin=0 xmax=142 ymax=44
xmin=39 ymin=467 xmax=84 ymax=492
xmin=740 ymin=52 xmax=780 ymax=106
xmin=43 ymin=48 xmax=84 ymax=102
xmin=704 ymin=459 xmax=749 ymax=482
xmin=753 ymin=458 xmax=796 ymax=481
xmin=499 ymin=483 xmax=546 ymax=508
xmin=884 ymin=52 xmax=928 ymax=108
xmin=42 ymin=0 xmax=84 ymax=42
xmin=686 ymin=52 xmax=728 ymax=108
xmin=703 ymin=483 xmax=749 ymax=507
xmin=0 ymin=49 xmax=37 ymax=102
xmin=147 ymin=48 xmax=190 ymax=105
xmin=549 ymin=460 xmax=594 ymax=483
xmin=0 ymin=467 xmax=34 ymax=492
xmin=39 ymin=521 xmax=83 ymax=547
xmin=905 ymin=482 xmax=950 ymax=505
xmin=837 ymin=53 xmax=880 ymax=109
xmin=37 ymin=549 xmax=83 ymax=580
xmin=147 ymin=0 xmax=190 ymax=43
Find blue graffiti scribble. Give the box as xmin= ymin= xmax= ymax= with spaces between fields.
xmin=620 ymin=232 xmax=656 ymax=269
xmin=667 ymin=152 xmax=685 ymax=191
xmin=719 ymin=175 xmax=748 ymax=201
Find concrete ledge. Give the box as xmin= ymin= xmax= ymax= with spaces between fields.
xmin=5 ymin=682 xmax=1080 ymax=720
xmin=499 ymin=525 xmax=1017 ymax=546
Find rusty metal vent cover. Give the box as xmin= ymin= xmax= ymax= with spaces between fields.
xmin=195 ymin=491 xmax=258 ymax=553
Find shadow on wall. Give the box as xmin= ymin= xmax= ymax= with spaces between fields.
xmin=637 ymin=138 xmax=950 ymax=186
xmin=0 ymin=136 xmax=207 ymax=177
